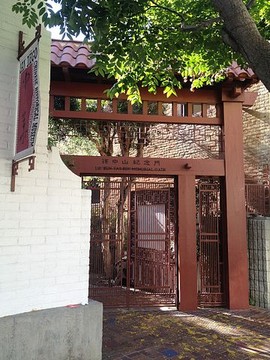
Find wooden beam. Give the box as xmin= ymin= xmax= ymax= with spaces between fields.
xmin=50 ymin=109 xmax=222 ymax=125
xmin=223 ymin=97 xmax=249 ymax=309
xmin=231 ymin=86 xmax=242 ymax=98
xmin=62 ymin=66 xmax=71 ymax=82
xmin=50 ymin=81 xmax=220 ymax=103
xmin=243 ymin=91 xmax=258 ymax=107
xmin=177 ymin=175 xmax=197 ymax=310
xmin=61 ymin=155 xmax=225 ymax=177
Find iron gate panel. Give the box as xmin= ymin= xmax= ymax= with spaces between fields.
xmin=88 ymin=177 xmax=176 ymax=307
xmin=197 ymin=180 xmax=225 ymax=307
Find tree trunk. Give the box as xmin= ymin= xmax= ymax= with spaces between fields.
xmin=116 ymin=177 xmax=130 ymax=262
xmin=212 ymin=0 xmax=270 ymax=91
xmin=101 ymin=177 xmax=113 ymax=280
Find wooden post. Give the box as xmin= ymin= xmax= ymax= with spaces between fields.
xmin=223 ymin=93 xmax=249 ymax=309
xmin=177 ymin=175 xmax=197 ymax=311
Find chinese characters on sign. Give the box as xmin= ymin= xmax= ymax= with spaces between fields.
xmin=14 ymin=38 xmax=40 ymax=161
xmin=95 ymin=157 xmax=166 ymax=172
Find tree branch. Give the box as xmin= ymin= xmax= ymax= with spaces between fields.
xmin=150 ymin=0 xmax=185 ymax=22
xmin=246 ymin=0 xmax=256 ymax=10
xmin=181 ymin=16 xmax=221 ymax=31
xmin=149 ymin=0 xmax=221 ymax=32
xmin=221 ymin=28 xmax=240 ymax=52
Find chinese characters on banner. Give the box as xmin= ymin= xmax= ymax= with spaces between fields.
xmin=14 ymin=38 xmax=40 ymax=161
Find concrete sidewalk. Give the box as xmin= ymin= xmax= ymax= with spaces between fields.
xmin=102 ymin=307 xmax=270 ymax=359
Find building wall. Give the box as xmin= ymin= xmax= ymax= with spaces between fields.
xmin=0 ymin=2 xmax=91 ymax=317
xmin=243 ymin=83 xmax=270 ymax=309
xmin=243 ymin=83 xmax=270 ymax=182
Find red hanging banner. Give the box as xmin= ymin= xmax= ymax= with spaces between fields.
xmin=14 ymin=36 xmax=40 ymax=161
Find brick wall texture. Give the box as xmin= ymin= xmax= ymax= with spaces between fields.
xmin=243 ymin=83 xmax=270 ymax=182
xmin=0 ymin=2 xmax=91 ymax=317
xmin=244 ymin=83 xmax=270 ymax=309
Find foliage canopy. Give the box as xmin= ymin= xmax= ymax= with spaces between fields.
xmin=12 ymin=0 xmax=270 ymax=100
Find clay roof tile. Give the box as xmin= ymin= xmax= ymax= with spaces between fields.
xmin=51 ymin=40 xmax=94 ymax=69
xmin=51 ymin=40 xmax=258 ymax=83
xmin=226 ymin=61 xmax=256 ymax=82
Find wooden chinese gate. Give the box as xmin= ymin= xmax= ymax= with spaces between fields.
xmin=50 ymin=52 xmax=255 ymax=309
xmin=88 ymin=176 xmax=176 ymax=307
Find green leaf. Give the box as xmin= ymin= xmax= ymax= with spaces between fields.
xmin=12 ymin=0 xmax=270 ymax=90
xmin=39 ymin=7 xmax=45 ymax=16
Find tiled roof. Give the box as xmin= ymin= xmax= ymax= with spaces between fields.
xmin=51 ymin=40 xmax=95 ymax=68
xmin=226 ymin=61 xmax=257 ymax=82
xmin=51 ymin=40 xmax=257 ymax=82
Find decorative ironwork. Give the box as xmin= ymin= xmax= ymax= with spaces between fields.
xmin=18 ymin=24 xmax=41 ymax=59
xmin=88 ymin=177 xmax=176 ymax=307
xmin=197 ymin=179 xmax=225 ymax=307
xmin=245 ymin=183 xmax=270 ymax=216
xmin=11 ymin=156 xmax=35 ymax=192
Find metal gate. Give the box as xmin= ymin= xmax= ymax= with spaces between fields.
xmin=197 ymin=179 xmax=226 ymax=307
xmin=88 ymin=177 xmax=176 ymax=307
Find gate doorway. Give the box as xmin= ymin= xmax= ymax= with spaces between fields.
xmin=87 ymin=176 xmax=177 ymax=307
xmin=197 ymin=178 xmax=226 ymax=307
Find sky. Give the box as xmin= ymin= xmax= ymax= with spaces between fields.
xmin=46 ymin=0 xmax=84 ymax=41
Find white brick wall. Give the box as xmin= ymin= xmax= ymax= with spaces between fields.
xmin=0 ymin=2 xmax=91 ymax=317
